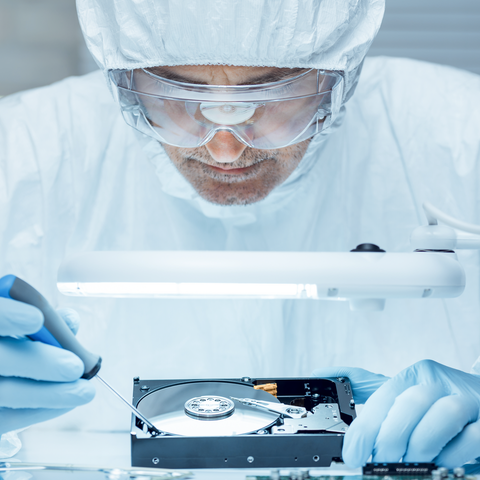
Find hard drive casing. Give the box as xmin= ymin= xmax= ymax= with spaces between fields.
xmin=131 ymin=376 xmax=355 ymax=469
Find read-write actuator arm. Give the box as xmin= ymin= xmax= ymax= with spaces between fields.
xmin=231 ymin=397 xmax=307 ymax=418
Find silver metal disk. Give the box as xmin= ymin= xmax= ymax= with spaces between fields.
xmin=136 ymin=381 xmax=280 ymax=436
xmin=184 ymin=395 xmax=235 ymax=419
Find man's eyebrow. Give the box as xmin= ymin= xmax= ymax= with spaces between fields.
xmin=238 ymin=68 xmax=308 ymax=85
xmin=145 ymin=68 xmax=208 ymax=85
xmin=145 ymin=67 xmax=309 ymax=86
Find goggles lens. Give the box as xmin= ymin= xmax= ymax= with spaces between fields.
xmin=110 ymin=68 xmax=343 ymax=149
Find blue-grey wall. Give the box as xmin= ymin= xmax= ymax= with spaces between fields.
xmin=369 ymin=0 xmax=480 ymax=75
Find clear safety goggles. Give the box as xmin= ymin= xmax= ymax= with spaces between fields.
xmin=109 ymin=68 xmax=344 ymax=149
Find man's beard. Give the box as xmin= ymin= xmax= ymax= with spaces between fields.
xmin=163 ymin=141 xmax=310 ymax=206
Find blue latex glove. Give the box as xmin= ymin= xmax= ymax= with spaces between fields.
xmin=332 ymin=360 xmax=480 ymax=468
xmin=0 ymin=298 xmax=95 ymax=435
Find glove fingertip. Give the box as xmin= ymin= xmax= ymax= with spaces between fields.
xmin=342 ymin=442 xmax=367 ymax=469
xmin=342 ymin=454 xmax=365 ymax=469
xmin=15 ymin=301 xmax=44 ymax=335
xmin=27 ymin=305 xmax=45 ymax=333
xmin=342 ymin=421 xmax=373 ymax=468
xmin=56 ymin=308 xmax=80 ymax=335
xmin=57 ymin=352 xmax=85 ymax=381
xmin=76 ymin=379 xmax=96 ymax=405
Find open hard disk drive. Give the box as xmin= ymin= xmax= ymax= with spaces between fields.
xmin=130 ymin=376 xmax=356 ymax=469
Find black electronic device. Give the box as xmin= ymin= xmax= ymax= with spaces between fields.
xmin=130 ymin=376 xmax=356 ymax=469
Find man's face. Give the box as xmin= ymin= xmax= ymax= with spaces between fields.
xmin=151 ymin=65 xmax=312 ymax=206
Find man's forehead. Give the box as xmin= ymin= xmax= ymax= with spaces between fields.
xmin=144 ymin=65 xmax=308 ymax=86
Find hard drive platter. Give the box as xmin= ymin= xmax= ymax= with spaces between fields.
xmin=137 ymin=381 xmax=280 ymax=436
xmin=131 ymin=376 xmax=356 ymax=469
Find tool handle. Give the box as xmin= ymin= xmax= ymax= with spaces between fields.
xmin=0 ymin=274 xmax=101 ymax=379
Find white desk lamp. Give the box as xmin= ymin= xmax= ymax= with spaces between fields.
xmin=57 ymin=203 xmax=479 ymax=311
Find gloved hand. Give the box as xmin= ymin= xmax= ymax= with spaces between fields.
xmin=319 ymin=360 xmax=480 ymax=469
xmin=0 ymin=298 xmax=96 ymax=435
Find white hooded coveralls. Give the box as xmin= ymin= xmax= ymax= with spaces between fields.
xmin=1 ymin=0 xmax=480 ymax=446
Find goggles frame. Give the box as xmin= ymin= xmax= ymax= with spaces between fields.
xmin=109 ymin=68 xmax=344 ymax=149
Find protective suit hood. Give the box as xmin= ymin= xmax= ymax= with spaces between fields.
xmin=77 ymin=0 xmax=385 ymax=103
xmin=76 ymin=0 xmax=384 ymax=217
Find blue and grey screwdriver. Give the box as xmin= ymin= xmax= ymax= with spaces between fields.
xmin=0 ymin=274 xmax=160 ymax=435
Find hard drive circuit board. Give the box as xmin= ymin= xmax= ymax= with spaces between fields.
xmin=246 ymin=464 xmax=473 ymax=480
xmin=246 ymin=476 xmax=475 ymax=480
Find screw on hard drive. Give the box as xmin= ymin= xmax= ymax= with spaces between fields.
xmin=270 ymin=470 xmax=280 ymax=480
xmin=350 ymin=399 xmax=355 ymax=409
xmin=454 ymin=468 xmax=465 ymax=479
xmin=290 ymin=470 xmax=301 ymax=480
xmin=247 ymin=456 xmax=254 ymax=463
xmin=140 ymin=385 xmax=150 ymax=392
xmin=312 ymin=455 xmax=320 ymax=462
xmin=287 ymin=407 xmax=303 ymax=415
xmin=337 ymin=377 xmax=345 ymax=383
xmin=152 ymin=457 xmax=159 ymax=465
xmin=438 ymin=468 xmax=449 ymax=479
xmin=241 ymin=376 xmax=252 ymax=383
xmin=133 ymin=377 xmax=140 ymax=384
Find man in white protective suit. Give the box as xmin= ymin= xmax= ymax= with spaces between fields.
xmin=1 ymin=0 xmax=480 ymax=468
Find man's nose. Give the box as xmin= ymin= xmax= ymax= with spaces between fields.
xmin=205 ymin=131 xmax=247 ymax=163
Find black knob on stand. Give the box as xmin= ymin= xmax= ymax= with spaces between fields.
xmin=350 ymin=243 xmax=386 ymax=252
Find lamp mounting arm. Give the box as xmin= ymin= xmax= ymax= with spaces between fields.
xmin=411 ymin=203 xmax=480 ymax=250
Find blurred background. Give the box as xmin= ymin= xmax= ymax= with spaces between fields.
xmin=0 ymin=0 xmax=479 ymax=96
